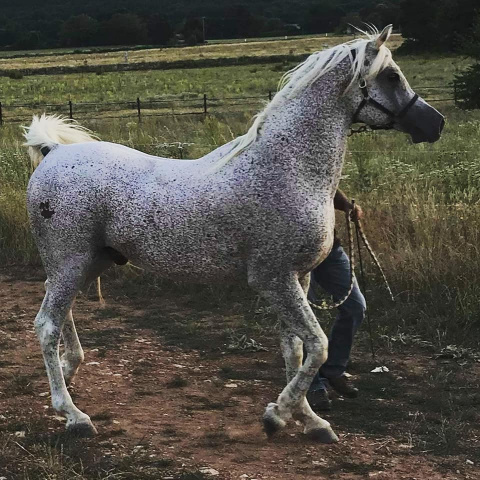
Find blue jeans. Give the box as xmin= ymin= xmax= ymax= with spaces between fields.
xmin=307 ymin=244 xmax=366 ymax=392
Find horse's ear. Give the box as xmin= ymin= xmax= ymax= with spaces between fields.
xmin=376 ymin=25 xmax=393 ymax=48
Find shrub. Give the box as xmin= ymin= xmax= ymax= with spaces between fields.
xmin=454 ymin=62 xmax=480 ymax=109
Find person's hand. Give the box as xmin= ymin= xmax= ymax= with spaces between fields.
xmin=350 ymin=204 xmax=364 ymax=222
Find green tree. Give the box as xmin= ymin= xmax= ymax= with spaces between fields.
xmin=400 ymin=0 xmax=479 ymax=51
xmin=305 ymin=1 xmax=345 ymax=33
xmin=223 ymin=5 xmax=266 ymax=38
xmin=147 ymin=14 xmax=173 ymax=45
xmin=182 ymin=17 xmax=204 ymax=45
xmin=453 ymin=14 xmax=480 ymax=108
xmin=100 ymin=13 xmax=147 ymax=46
xmin=60 ymin=14 xmax=99 ymax=47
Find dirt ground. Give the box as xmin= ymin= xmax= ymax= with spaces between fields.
xmin=0 ymin=267 xmax=479 ymax=480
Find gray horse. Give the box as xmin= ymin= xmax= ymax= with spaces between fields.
xmin=24 ymin=26 xmax=444 ymax=443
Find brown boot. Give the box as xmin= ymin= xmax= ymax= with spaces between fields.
xmin=327 ymin=375 xmax=358 ymax=398
xmin=306 ymin=389 xmax=332 ymax=411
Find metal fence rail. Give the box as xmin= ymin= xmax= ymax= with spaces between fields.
xmin=0 ymin=86 xmax=454 ymax=125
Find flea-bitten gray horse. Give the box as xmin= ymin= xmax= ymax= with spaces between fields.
xmin=24 ymin=26 xmax=444 ymax=442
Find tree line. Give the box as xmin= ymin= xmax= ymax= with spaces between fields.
xmin=0 ymin=1 xmax=402 ymax=50
xmin=0 ymin=1 xmax=477 ymax=52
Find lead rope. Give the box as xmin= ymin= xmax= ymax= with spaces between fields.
xmin=353 ymin=204 xmax=376 ymax=360
xmin=354 ymin=217 xmax=395 ymax=302
xmin=308 ymin=208 xmax=355 ymax=311
xmin=307 ymin=202 xmax=394 ymax=312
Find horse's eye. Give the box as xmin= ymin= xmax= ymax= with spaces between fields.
xmin=388 ymin=72 xmax=400 ymax=82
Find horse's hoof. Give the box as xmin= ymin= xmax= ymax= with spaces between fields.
xmin=262 ymin=403 xmax=286 ymax=438
xmin=66 ymin=421 xmax=98 ymax=438
xmin=305 ymin=426 xmax=339 ymax=443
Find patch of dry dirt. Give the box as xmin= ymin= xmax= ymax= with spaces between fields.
xmin=0 ymin=268 xmax=479 ymax=479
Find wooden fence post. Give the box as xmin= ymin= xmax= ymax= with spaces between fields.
xmin=453 ymin=82 xmax=457 ymax=106
xmin=137 ymin=97 xmax=141 ymax=122
xmin=268 ymin=91 xmax=272 ymax=101
xmin=0 ymin=102 xmax=3 ymax=126
xmin=203 ymin=94 xmax=208 ymax=114
xmin=68 ymin=100 xmax=73 ymax=119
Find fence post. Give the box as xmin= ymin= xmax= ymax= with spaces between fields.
xmin=453 ymin=82 xmax=457 ymax=106
xmin=268 ymin=90 xmax=272 ymax=101
xmin=0 ymin=102 xmax=3 ymax=126
xmin=68 ymin=100 xmax=73 ymax=119
xmin=137 ymin=97 xmax=142 ymax=122
xmin=203 ymin=94 xmax=208 ymax=115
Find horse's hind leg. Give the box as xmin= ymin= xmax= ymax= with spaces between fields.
xmin=36 ymin=261 xmax=98 ymax=436
xmin=249 ymin=268 xmax=338 ymax=443
xmin=43 ymin=279 xmax=84 ymax=387
xmin=61 ymin=310 xmax=84 ymax=386
xmin=58 ymin=254 xmax=112 ymax=386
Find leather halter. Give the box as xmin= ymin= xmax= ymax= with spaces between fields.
xmin=40 ymin=146 xmax=51 ymax=156
xmin=352 ymin=79 xmax=419 ymax=130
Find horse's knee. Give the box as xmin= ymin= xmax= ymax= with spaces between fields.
xmin=34 ymin=313 xmax=60 ymax=347
xmin=281 ymin=332 xmax=302 ymax=354
xmin=305 ymin=337 xmax=328 ymax=366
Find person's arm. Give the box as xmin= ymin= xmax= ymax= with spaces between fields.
xmin=334 ymin=190 xmax=352 ymax=212
xmin=334 ymin=190 xmax=364 ymax=220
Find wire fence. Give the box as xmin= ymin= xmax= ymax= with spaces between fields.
xmin=0 ymin=85 xmax=455 ymax=125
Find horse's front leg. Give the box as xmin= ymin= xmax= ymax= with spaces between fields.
xmin=248 ymin=268 xmax=338 ymax=443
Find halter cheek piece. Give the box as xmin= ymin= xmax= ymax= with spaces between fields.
xmin=352 ymin=79 xmax=419 ymax=130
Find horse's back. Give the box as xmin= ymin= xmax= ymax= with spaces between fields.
xmin=26 ymin=141 xmax=250 ymax=280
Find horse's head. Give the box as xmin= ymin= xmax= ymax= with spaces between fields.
xmin=347 ymin=25 xmax=444 ymax=143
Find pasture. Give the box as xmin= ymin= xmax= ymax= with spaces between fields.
xmin=0 ymin=37 xmax=480 ymax=479
xmin=0 ymin=35 xmax=403 ymax=73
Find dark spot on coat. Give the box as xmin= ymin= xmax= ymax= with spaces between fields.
xmin=39 ymin=201 xmax=55 ymax=219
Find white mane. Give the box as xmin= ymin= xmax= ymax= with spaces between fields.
xmin=214 ymin=29 xmax=392 ymax=169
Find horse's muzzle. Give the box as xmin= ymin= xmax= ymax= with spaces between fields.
xmin=397 ymin=97 xmax=445 ymax=144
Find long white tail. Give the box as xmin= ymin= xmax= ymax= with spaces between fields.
xmin=23 ymin=114 xmax=98 ymax=168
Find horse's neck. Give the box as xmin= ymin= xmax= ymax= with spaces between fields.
xmin=249 ymin=82 xmax=350 ymax=192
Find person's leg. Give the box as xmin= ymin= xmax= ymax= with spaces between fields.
xmin=310 ymin=244 xmax=366 ymax=390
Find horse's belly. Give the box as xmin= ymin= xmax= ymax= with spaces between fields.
xmin=105 ymin=208 xmax=248 ymax=284
xmin=130 ymin=246 xmax=247 ymax=284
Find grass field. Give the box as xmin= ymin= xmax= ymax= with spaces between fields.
xmin=0 ymin=40 xmax=479 ymax=348
xmin=0 ymin=34 xmax=403 ymax=72
xmin=0 ymin=54 xmax=467 ymax=105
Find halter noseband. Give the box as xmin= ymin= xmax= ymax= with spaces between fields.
xmin=352 ymin=79 xmax=419 ymax=129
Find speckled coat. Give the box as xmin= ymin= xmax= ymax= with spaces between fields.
xmin=25 ymin=28 xmax=444 ymax=442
